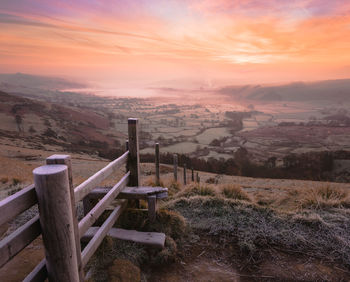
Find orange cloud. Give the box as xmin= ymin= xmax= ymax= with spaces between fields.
xmin=1 ymin=0 xmax=350 ymax=87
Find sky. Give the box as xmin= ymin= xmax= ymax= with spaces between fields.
xmin=1 ymin=0 xmax=350 ymax=89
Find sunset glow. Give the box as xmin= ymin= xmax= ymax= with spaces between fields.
xmin=1 ymin=0 xmax=350 ymax=87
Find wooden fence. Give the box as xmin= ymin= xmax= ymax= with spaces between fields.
xmin=0 ymin=118 xmax=199 ymax=281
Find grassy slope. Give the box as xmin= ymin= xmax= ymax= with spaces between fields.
xmin=1 ymin=148 xmax=350 ymax=280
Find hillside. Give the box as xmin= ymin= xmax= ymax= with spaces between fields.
xmin=219 ymin=79 xmax=350 ymax=103
xmin=1 ymin=141 xmax=350 ymax=281
xmin=0 ymin=90 xmax=125 ymax=157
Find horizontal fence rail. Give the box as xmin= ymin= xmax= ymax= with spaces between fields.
xmin=0 ymin=215 xmax=41 ymax=268
xmin=0 ymin=184 xmax=37 ymax=227
xmin=74 ymin=151 xmax=129 ymax=202
xmin=23 ymin=259 xmax=47 ymax=282
xmin=78 ymin=172 xmax=130 ymax=238
xmin=0 ymin=183 xmax=41 ymax=269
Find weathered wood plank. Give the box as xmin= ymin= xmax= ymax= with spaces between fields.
xmin=88 ymin=186 xmax=168 ymax=200
xmin=23 ymin=259 xmax=47 ymax=282
xmin=78 ymin=172 xmax=130 ymax=238
xmin=34 ymin=164 xmax=80 ymax=281
xmin=81 ymin=202 xmax=127 ymax=267
xmin=0 ymin=184 xmax=37 ymax=227
xmin=82 ymin=227 xmax=166 ymax=249
xmin=120 ymin=186 xmax=168 ymax=198
xmin=0 ymin=215 xmax=41 ymax=268
xmin=74 ymin=151 xmax=129 ymax=202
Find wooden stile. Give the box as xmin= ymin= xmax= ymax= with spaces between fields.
xmin=3 ymin=118 xmax=168 ymax=281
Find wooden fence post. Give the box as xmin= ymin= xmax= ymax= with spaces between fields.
xmin=196 ymin=172 xmax=200 ymax=183
xmin=155 ymin=143 xmax=160 ymax=185
xmin=148 ymin=195 xmax=157 ymax=222
xmin=127 ymin=118 xmax=140 ymax=187
xmin=183 ymin=164 xmax=187 ymax=185
xmin=191 ymin=168 xmax=194 ymax=182
xmin=46 ymin=155 xmax=83 ymax=281
xmin=173 ymin=154 xmax=178 ymax=182
xmin=33 ymin=165 xmax=80 ymax=282
xmin=125 ymin=139 xmax=129 ymax=173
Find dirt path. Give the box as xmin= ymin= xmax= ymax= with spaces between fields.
xmin=145 ymin=234 xmax=350 ymax=282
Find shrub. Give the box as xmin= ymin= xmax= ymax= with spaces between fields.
xmin=8 ymin=187 xmax=21 ymax=196
xmin=221 ymin=184 xmax=251 ymax=201
xmin=206 ymin=177 xmax=218 ymax=184
xmin=12 ymin=178 xmax=21 ymax=186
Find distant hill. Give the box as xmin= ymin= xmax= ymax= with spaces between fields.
xmin=219 ymin=79 xmax=350 ymax=102
xmin=0 ymin=90 xmax=125 ymax=157
xmin=0 ymin=73 xmax=85 ymax=91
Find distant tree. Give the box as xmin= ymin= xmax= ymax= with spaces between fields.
xmin=15 ymin=115 xmax=22 ymax=132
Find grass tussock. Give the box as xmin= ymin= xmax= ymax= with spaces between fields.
xmin=298 ymin=185 xmax=350 ymax=210
xmin=175 ymin=183 xmax=217 ymax=198
xmin=220 ymin=184 xmax=251 ymax=201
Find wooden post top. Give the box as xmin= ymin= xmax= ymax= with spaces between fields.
xmin=46 ymin=154 xmax=70 ymax=161
xmin=33 ymin=165 xmax=67 ymax=176
xmin=128 ymin=118 xmax=138 ymax=124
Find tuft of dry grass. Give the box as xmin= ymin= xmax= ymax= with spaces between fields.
xmin=144 ymin=176 xmax=165 ymax=188
xmin=175 ymin=183 xmax=217 ymax=198
xmin=12 ymin=178 xmax=21 ymax=186
xmin=167 ymin=180 xmax=181 ymax=196
xmin=220 ymin=184 xmax=251 ymax=201
xmin=298 ymin=185 xmax=350 ymax=210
